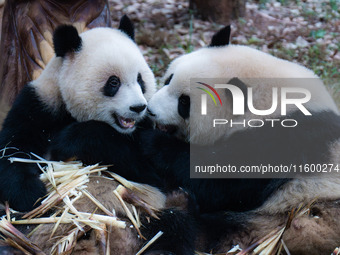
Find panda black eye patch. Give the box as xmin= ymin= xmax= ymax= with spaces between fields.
xmin=164 ymin=74 xmax=173 ymax=86
xmin=137 ymin=73 xmax=145 ymax=93
xmin=103 ymin=75 xmax=121 ymax=97
xmin=178 ymin=94 xmax=190 ymax=119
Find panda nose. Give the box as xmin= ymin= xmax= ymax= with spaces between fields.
xmin=130 ymin=104 xmax=147 ymax=113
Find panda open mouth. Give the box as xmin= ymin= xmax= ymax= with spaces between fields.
xmin=156 ymin=123 xmax=177 ymax=135
xmin=114 ymin=114 xmax=136 ymax=129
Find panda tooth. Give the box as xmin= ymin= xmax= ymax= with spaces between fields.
xmin=119 ymin=117 xmax=135 ymax=128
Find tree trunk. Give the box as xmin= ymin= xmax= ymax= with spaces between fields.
xmin=0 ymin=0 xmax=111 ymax=128
xmin=189 ymin=0 xmax=246 ymax=23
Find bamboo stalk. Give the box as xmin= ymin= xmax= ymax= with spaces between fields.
xmin=4 ymin=156 xmax=168 ymax=254
xmin=50 ymin=207 xmax=70 ymax=238
xmin=82 ymin=189 xmax=114 ymax=216
xmin=0 ymin=218 xmax=46 ymax=255
xmin=114 ymin=186 xmax=145 ymax=240
xmin=135 ymin=231 xmax=163 ymax=255
xmin=254 ymin=227 xmax=285 ymax=254
xmin=95 ymin=224 xmax=108 ymax=255
xmin=12 ymin=213 xmax=126 ymax=229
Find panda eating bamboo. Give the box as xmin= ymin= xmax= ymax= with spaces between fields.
xmin=0 ymin=17 xmax=196 ymax=255
xmin=0 ymin=16 xmax=159 ymax=212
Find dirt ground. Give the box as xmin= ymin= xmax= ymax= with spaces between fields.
xmin=108 ymin=0 xmax=340 ymax=103
xmin=0 ymin=0 xmax=339 ymax=102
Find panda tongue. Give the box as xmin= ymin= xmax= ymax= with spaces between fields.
xmin=119 ymin=117 xmax=135 ymax=128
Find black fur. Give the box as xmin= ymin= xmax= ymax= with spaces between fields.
xmin=0 ymin=85 xmax=194 ymax=254
xmin=103 ymin=75 xmax=121 ymax=97
xmin=53 ymin=25 xmax=82 ymax=57
xmin=137 ymin=73 xmax=146 ymax=93
xmin=0 ymin=85 xmax=74 ymax=211
xmin=198 ymin=211 xmax=249 ymax=251
xmin=141 ymin=129 xmax=190 ymax=191
xmin=118 ymin=15 xmax=135 ymax=40
xmin=209 ymin=25 xmax=231 ymax=47
xmin=48 ymin=120 xmax=162 ymax=188
xmin=178 ymin=95 xmax=190 ymax=119
xmin=164 ymin=74 xmax=174 ymax=86
xmin=0 ymin=23 xmax=196 ymax=254
xmin=141 ymin=208 xmax=196 ymax=255
xmin=0 ymin=85 xmax=163 ymax=211
xmin=143 ymin=110 xmax=340 ymax=213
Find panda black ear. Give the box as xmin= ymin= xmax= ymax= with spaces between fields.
xmin=209 ymin=25 xmax=231 ymax=47
xmin=53 ymin=25 xmax=82 ymax=57
xmin=119 ymin=15 xmax=135 ymax=41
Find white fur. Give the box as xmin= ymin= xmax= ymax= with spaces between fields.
xmin=148 ymin=45 xmax=339 ymax=144
xmin=149 ymin=42 xmax=340 ymax=217
xmin=33 ymin=27 xmax=155 ymax=134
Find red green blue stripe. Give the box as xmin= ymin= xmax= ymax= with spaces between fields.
xmin=197 ymin=82 xmax=223 ymax=106
xmin=197 ymin=87 xmax=217 ymax=105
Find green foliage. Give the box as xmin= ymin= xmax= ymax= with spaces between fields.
xmin=310 ymin=29 xmax=326 ymax=39
xmin=330 ymin=0 xmax=339 ymax=11
xmin=187 ymin=12 xmax=194 ymax=53
xmin=247 ymin=36 xmax=264 ymax=45
xmin=259 ymin=0 xmax=269 ymax=9
xmin=238 ymin=17 xmax=247 ymax=25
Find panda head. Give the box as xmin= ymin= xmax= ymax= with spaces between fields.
xmin=51 ymin=15 xmax=155 ymax=134
xmin=148 ymin=26 xmax=338 ymax=145
xmin=147 ymin=26 xmax=232 ymax=143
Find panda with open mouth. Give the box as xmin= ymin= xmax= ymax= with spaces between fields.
xmin=0 ymin=16 xmax=158 ymax=213
xmin=0 ymin=16 xmax=198 ymax=255
xmin=144 ymin=26 xmax=340 ymax=254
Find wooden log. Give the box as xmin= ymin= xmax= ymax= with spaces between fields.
xmin=0 ymin=0 xmax=112 ymax=127
xmin=189 ymin=0 xmax=246 ymax=23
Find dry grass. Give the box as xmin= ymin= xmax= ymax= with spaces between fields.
xmin=196 ymin=202 xmax=317 ymax=255
xmin=0 ymin=155 xmax=163 ymax=254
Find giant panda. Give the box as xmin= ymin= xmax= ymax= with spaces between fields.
xmin=0 ymin=16 xmax=197 ymax=255
xmin=0 ymin=16 xmax=160 ymax=212
xmin=144 ymin=26 xmax=340 ymax=253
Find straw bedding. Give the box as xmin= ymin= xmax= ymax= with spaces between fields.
xmin=1 ymin=157 xmax=340 ymax=254
xmin=0 ymin=157 xmax=170 ymax=254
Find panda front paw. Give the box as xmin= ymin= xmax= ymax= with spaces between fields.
xmin=48 ymin=122 xmax=87 ymax=162
xmin=165 ymin=188 xmax=199 ymax=216
xmin=49 ymin=121 xmax=115 ymax=163
xmin=0 ymin=167 xmax=46 ymax=212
